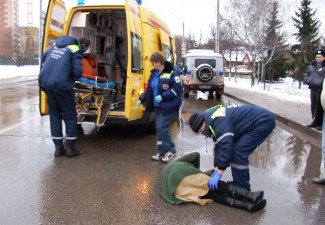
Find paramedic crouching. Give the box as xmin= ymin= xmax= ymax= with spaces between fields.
xmin=39 ymin=36 xmax=83 ymax=157
xmin=189 ymin=104 xmax=276 ymax=191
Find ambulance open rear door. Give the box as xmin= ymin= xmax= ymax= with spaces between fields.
xmin=39 ymin=0 xmax=66 ymax=115
xmin=123 ymin=0 xmax=144 ymax=121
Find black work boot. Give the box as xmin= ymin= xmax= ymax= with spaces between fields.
xmin=66 ymin=145 xmax=80 ymax=157
xmin=227 ymin=184 xmax=264 ymax=203
xmin=54 ymin=145 xmax=66 ymax=157
xmin=226 ymin=197 xmax=266 ymax=213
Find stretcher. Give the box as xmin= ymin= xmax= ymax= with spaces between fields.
xmin=74 ymin=80 xmax=116 ymax=127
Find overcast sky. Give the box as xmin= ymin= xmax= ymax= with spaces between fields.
xmin=19 ymin=0 xmax=325 ymax=44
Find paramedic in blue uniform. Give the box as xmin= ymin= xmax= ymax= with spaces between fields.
xmin=39 ymin=36 xmax=83 ymax=157
xmin=189 ymin=105 xmax=276 ymax=190
xmin=137 ymin=51 xmax=182 ymax=162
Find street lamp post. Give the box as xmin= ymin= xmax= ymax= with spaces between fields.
xmin=180 ymin=21 xmax=186 ymax=65
xmin=215 ymin=0 xmax=220 ymax=53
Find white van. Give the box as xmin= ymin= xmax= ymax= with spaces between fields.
xmin=181 ymin=49 xmax=224 ymax=99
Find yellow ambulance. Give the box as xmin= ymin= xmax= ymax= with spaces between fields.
xmin=39 ymin=0 xmax=176 ymax=130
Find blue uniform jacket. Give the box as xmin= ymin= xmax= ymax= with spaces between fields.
xmin=202 ymin=105 xmax=275 ymax=170
xmin=39 ymin=36 xmax=83 ymax=91
xmin=304 ymin=60 xmax=325 ymax=89
xmin=139 ymin=61 xmax=182 ymax=113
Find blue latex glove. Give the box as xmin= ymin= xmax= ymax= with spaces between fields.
xmin=208 ymin=170 xmax=223 ymax=191
xmin=136 ymin=100 xmax=141 ymax=107
xmin=154 ymin=95 xmax=162 ymax=105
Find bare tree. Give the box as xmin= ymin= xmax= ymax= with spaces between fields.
xmin=223 ymin=0 xmax=273 ymax=85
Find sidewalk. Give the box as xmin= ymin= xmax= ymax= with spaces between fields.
xmin=224 ymin=85 xmax=322 ymax=146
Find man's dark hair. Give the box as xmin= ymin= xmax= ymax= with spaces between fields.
xmin=79 ymin=37 xmax=90 ymax=50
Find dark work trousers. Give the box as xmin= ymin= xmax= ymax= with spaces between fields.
xmin=310 ymin=88 xmax=321 ymax=120
xmin=155 ymin=110 xmax=178 ymax=156
xmin=46 ymin=89 xmax=77 ymax=147
xmin=231 ymin=115 xmax=276 ymax=190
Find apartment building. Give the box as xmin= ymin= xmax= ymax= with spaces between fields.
xmin=0 ymin=0 xmax=20 ymax=62
xmin=0 ymin=0 xmax=39 ymax=64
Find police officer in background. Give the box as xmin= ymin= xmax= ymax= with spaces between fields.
xmin=189 ymin=104 xmax=276 ymax=191
xmin=304 ymin=49 xmax=325 ymax=127
xmin=39 ymin=36 xmax=83 ymax=157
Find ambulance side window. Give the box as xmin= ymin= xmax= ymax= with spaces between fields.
xmin=164 ymin=45 xmax=173 ymax=63
xmin=131 ymin=33 xmax=142 ymax=73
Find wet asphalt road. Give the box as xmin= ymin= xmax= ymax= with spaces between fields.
xmin=0 ymin=77 xmax=324 ymax=225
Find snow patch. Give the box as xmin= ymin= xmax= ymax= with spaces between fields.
xmin=0 ymin=65 xmax=40 ymax=79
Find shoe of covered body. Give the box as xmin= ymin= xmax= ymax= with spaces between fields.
xmin=161 ymin=152 xmax=176 ymax=162
xmin=313 ymin=177 xmax=325 ymax=185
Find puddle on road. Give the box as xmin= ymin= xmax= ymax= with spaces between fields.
xmin=179 ymin=95 xmax=323 ymax=202
xmin=0 ymin=79 xmax=38 ymax=130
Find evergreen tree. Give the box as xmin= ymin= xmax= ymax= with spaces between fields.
xmin=264 ymin=1 xmax=287 ymax=81
xmin=292 ymin=0 xmax=320 ymax=86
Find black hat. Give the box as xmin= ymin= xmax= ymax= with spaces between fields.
xmin=314 ymin=49 xmax=325 ymax=57
xmin=189 ymin=113 xmax=204 ymax=133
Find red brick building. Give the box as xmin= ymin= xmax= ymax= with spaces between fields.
xmin=223 ymin=50 xmax=253 ymax=71
xmin=0 ymin=0 xmax=39 ymax=64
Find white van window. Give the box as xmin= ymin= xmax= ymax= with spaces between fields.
xmin=195 ymin=59 xmax=216 ymax=68
xmin=131 ymin=32 xmax=142 ymax=72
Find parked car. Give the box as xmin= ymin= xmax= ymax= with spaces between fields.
xmin=181 ymin=49 xmax=224 ymax=99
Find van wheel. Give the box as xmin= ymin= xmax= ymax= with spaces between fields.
xmin=183 ymin=88 xmax=190 ymax=98
xmin=208 ymin=90 xmax=214 ymax=99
